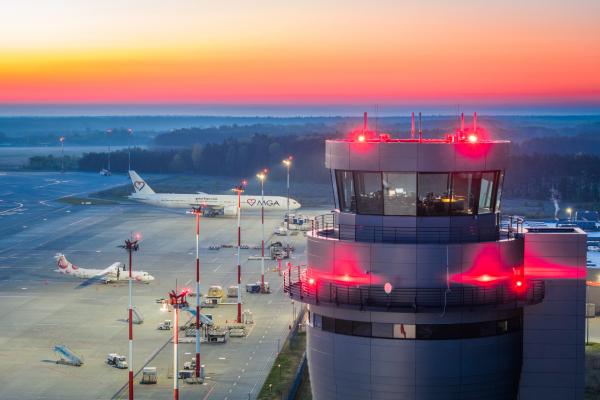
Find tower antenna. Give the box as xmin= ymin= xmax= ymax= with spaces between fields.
xmin=411 ymin=112 xmax=415 ymax=140
xmin=375 ymin=104 xmax=379 ymax=135
xmin=418 ymin=112 xmax=422 ymax=142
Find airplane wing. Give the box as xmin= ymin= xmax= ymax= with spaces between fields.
xmin=75 ymin=274 xmax=111 ymax=289
xmin=74 ymin=264 xmax=119 ymax=289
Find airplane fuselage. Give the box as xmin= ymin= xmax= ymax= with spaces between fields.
xmin=58 ymin=268 xmax=151 ymax=283
xmin=128 ymin=192 xmax=300 ymax=213
xmin=55 ymin=255 xmax=154 ymax=283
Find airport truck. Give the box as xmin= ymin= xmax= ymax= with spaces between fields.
xmin=246 ymin=282 xmax=270 ymax=293
xmin=204 ymin=285 xmax=224 ymax=306
xmin=181 ymin=361 xmax=206 ymax=381
xmin=227 ymin=285 xmax=239 ymax=298
xmin=141 ymin=367 xmax=158 ymax=384
xmin=106 ymin=353 xmax=128 ymax=369
xmin=157 ymin=320 xmax=172 ymax=330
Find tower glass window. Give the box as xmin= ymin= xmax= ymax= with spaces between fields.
xmin=335 ymin=170 xmax=356 ymax=212
xmin=353 ymin=172 xmax=384 ymax=215
xmin=479 ymin=171 xmax=497 ymax=214
xmin=383 ymin=172 xmax=417 ymax=215
xmin=495 ymin=171 xmax=504 ymax=212
xmin=335 ymin=170 xmax=503 ymax=217
xmin=450 ymin=172 xmax=481 ymax=215
xmin=417 ymin=173 xmax=451 ymax=216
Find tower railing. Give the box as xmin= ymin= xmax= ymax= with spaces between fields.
xmin=283 ymin=265 xmax=545 ymax=312
xmin=311 ymin=213 xmax=507 ymax=244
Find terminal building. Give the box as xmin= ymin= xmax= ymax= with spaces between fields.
xmin=285 ymin=118 xmax=587 ymax=400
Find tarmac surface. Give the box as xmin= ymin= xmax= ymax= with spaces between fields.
xmin=0 ymin=172 xmax=319 ymax=400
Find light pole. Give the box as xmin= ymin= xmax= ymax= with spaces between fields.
xmin=106 ymin=129 xmax=112 ymax=173
xmin=120 ymin=234 xmax=140 ymax=400
xmin=169 ymin=288 xmax=189 ymax=400
xmin=59 ymin=136 xmax=65 ymax=173
xmin=127 ymin=128 xmax=133 ymax=171
xmin=233 ymin=180 xmax=247 ymax=322
xmin=186 ymin=207 xmax=202 ymax=378
xmin=256 ymin=169 xmax=268 ymax=292
xmin=566 ymin=207 xmax=573 ymax=221
xmin=282 ymin=157 xmax=292 ymax=230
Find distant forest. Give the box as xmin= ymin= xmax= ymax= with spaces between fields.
xmin=24 ymin=117 xmax=600 ymax=203
xmin=5 ymin=115 xmax=600 ymax=147
xmin=34 ymin=134 xmax=332 ymax=182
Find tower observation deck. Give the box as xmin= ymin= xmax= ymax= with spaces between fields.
xmin=284 ymin=115 xmax=586 ymax=400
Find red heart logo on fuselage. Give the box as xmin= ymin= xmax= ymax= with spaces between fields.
xmin=247 ymin=198 xmax=256 ymax=206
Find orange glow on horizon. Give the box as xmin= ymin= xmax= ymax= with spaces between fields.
xmin=0 ymin=1 xmax=599 ymax=104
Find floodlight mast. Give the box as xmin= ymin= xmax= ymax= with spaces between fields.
xmin=282 ymin=157 xmax=292 ymax=230
xmin=59 ymin=136 xmax=65 ymax=173
xmin=127 ymin=128 xmax=133 ymax=171
xmin=106 ymin=129 xmax=112 ymax=173
xmin=169 ymin=288 xmax=189 ymax=400
xmin=233 ymin=180 xmax=247 ymax=322
xmin=256 ymin=170 xmax=268 ymax=292
xmin=187 ymin=206 xmax=202 ymax=378
xmin=119 ymin=235 xmax=140 ymax=400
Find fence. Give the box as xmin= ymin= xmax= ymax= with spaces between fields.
xmin=284 ymin=266 xmax=545 ymax=312
xmin=310 ymin=213 xmax=508 ymax=244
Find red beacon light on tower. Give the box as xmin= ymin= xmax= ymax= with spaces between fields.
xmin=512 ymin=267 xmax=527 ymax=294
xmin=455 ymin=112 xmax=481 ymax=143
xmin=350 ymin=111 xmax=378 ymax=142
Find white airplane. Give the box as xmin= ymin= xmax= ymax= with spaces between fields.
xmin=54 ymin=253 xmax=155 ymax=285
xmin=127 ymin=170 xmax=301 ymax=216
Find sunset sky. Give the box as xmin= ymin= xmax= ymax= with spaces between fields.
xmin=1 ymin=0 xmax=599 ymax=110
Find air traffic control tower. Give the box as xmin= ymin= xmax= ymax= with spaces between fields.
xmin=285 ymin=115 xmax=586 ymax=400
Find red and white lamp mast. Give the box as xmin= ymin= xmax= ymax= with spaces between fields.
xmin=120 ymin=234 xmax=140 ymax=400
xmin=256 ymin=169 xmax=268 ymax=292
xmin=233 ymin=180 xmax=247 ymax=322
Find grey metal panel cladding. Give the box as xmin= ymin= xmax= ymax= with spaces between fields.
xmin=379 ymin=142 xmax=418 ymax=170
xmin=520 ymin=229 xmax=586 ymax=400
xmin=307 ymin=325 xmax=522 ymax=400
xmin=355 ymin=214 xmax=383 ymax=227
xmin=349 ymin=141 xmax=380 ymax=170
xmin=325 ymin=140 xmax=510 ymax=172
xmin=418 ymin=143 xmax=456 ymax=172
xmin=454 ymin=142 xmax=487 ymax=171
xmin=327 ymin=141 xmax=350 ymax=170
xmin=337 ymin=212 xmax=356 ymax=226
xmin=485 ymin=142 xmax=510 ymax=171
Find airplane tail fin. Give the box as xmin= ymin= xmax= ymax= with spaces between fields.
xmin=129 ymin=171 xmax=155 ymax=194
xmin=55 ymin=253 xmax=77 ymax=272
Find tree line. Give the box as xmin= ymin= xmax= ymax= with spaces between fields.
xmin=25 ymin=131 xmax=600 ymax=203
xmin=75 ymin=134 xmax=331 ymax=182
